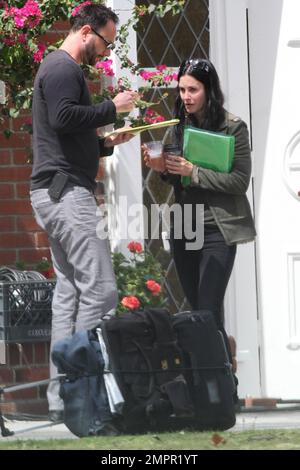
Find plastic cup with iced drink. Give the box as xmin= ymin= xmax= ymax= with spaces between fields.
xmin=146 ymin=141 xmax=164 ymax=171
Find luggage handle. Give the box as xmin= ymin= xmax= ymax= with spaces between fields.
xmin=143 ymin=309 xmax=175 ymax=346
xmin=131 ymin=339 xmax=155 ymax=398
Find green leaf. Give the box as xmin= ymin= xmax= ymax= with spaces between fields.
xmin=3 ymin=129 xmax=12 ymax=139
xmin=148 ymin=5 xmax=156 ymax=14
xmin=9 ymin=108 xmax=19 ymax=118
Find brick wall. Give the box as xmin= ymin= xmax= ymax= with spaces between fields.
xmin=0 ymin=20 xmax=104 ymax=268
xmin=0 ymin=143 xmax=51 ymax=267
xmin=0 ymin=20 xmax=72 ymax=267
xmin=0 ymin=343 xmax=50 ymax=417
xmin=0 ymin=20 xmax=106 ymax=417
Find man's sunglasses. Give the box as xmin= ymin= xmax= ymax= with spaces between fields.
xmin=91 ymin=28 xmax=114 ymax=50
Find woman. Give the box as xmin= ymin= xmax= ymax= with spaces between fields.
xmin=143 ymin=58 xmax=256 ymax=363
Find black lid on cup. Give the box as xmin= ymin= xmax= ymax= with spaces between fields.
xmin=163 ymin=144 xmax=181 ymax=154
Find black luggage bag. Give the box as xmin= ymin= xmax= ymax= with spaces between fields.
xmin=52 ymin=308 xmax=193 ymax=436
xmin=52 ymin=308 xmax=236 ymax=436
xmin=171 ymin=310 xmax=236 ymax=430
xmin=100 ymin=308 xmax=193 ymax=433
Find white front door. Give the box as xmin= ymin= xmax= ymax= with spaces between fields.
xmin=247 ymin=0 xmax=300 ymax=399
xmin=212 ymin=0 xmax=300 ymax=399
xmin=210 ymin=0 xmax=260 ymax=398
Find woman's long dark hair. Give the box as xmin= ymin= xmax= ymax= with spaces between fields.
xmin=174 ymin=58 xmax=225 ymax=141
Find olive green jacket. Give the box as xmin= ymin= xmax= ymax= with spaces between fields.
xmin=163 ymin=112 xmax=256 ymax=245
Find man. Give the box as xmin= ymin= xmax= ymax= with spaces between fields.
xmin=30 ymin=3 xmax=137 ymax=422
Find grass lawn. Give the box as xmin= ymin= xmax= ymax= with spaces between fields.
xmin=0 ymin=429 xmax=300 ymax=450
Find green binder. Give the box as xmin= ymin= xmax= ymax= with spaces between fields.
xmin=181 ymin=126 xmax=235 ymax=187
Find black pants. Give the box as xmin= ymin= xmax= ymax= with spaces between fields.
xmin=171 ymin=224 xmax=236 ymax=359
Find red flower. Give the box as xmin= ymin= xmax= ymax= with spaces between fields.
xmin=121 ymin=296 xmax=141 ymax=310
xmin=41 ymin=267 xmax=55 ymax=279
xmin=127 ymin=241 xmax=143 ymax=253
xmin=146 ymin=280 xmax=162 ymax=296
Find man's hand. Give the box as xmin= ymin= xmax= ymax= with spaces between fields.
xmin=104 ymin=130 xmax=135 ymax=147
xmin=112 ymin=91 xmax=139 ymax=113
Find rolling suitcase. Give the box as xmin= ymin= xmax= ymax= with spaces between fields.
xmin=171 ymin=310 xmax=236 ymax=430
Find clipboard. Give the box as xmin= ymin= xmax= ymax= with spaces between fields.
xmin=104 ymin=119 xmax=180 ymax=138
xmin=181 ymin=126 xmax=235 ymax=187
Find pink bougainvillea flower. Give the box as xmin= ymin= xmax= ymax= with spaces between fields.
xmin=71 ymin=1 xmax=92 ymax=17
xmin=128 ymin=241 xmax=143 ymax=253
xmin=95 ymin=59 xmax=114 ymax=77
xmin=121 ymin=296 xmax=141 ymax=310
xmin=139 ymin=71 xmax=156 ymax=81
xmin=3 ymin=36 xmax=16 ymax=46
xmin=18 ymin=33 xmax=27 ymax=44
xmin=156 ymin=64 xmax=167 ymax=72
xmin=153 ymin=115 xmax=166 ymax=123
xmin=6 ymin=0 xmax=43 ymax=29
xmin=139 ymin=65 xmax=177 ymax=87
xmin=33 ymin=43 xmax=46 ymax=63
xmin=144 ymin=108 xmax=166 ymax=124
xmin=145 ymin=109 xmax=155 ymax=117
xmin=146 ymin=280 xmax=162 ymax=296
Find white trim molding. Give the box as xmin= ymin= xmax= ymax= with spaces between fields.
xmin=0 ymin=81 xmax=5 ymax=104
xmin=0 ymin=341 xmax=6 ymax=364
xmin=104 ymin=0 xmax=144 ymax=254
xmin=209 ymin=0 xmax=229 ymax=97
xmin=287 ymin=252 xmax=300 ymax=350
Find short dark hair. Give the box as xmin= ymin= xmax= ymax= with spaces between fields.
xmin=174 ymin=58 xmax=225 ymax=132
xmin=70 ymin=3 xmax=119 ymax=32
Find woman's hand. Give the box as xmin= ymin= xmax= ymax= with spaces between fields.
xmin=165 ymin=155 xmax=193 ymax=176
xmin=142 ymin=144 xmax=166 ymax=172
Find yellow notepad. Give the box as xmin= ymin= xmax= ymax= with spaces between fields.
xmin=104 ymin=119 xmax=180 ymax=138
xmin=182 ymin=126 xmax=235 ymax=187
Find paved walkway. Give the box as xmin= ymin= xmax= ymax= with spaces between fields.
xmin=233 ymin=409 xmax=300 ymax=431
xmin=1 ymin=409 xmax=300 ymax=441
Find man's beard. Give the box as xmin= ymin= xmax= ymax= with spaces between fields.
xmin=82 ymin=42 xmax=100 ymax=66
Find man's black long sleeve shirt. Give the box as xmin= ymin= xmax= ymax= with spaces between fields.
xmin=31 ymin=49 xmax=116 ymax=191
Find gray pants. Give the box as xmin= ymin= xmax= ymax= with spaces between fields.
xmin=30 ymin=186 xmax=118 ymax=411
